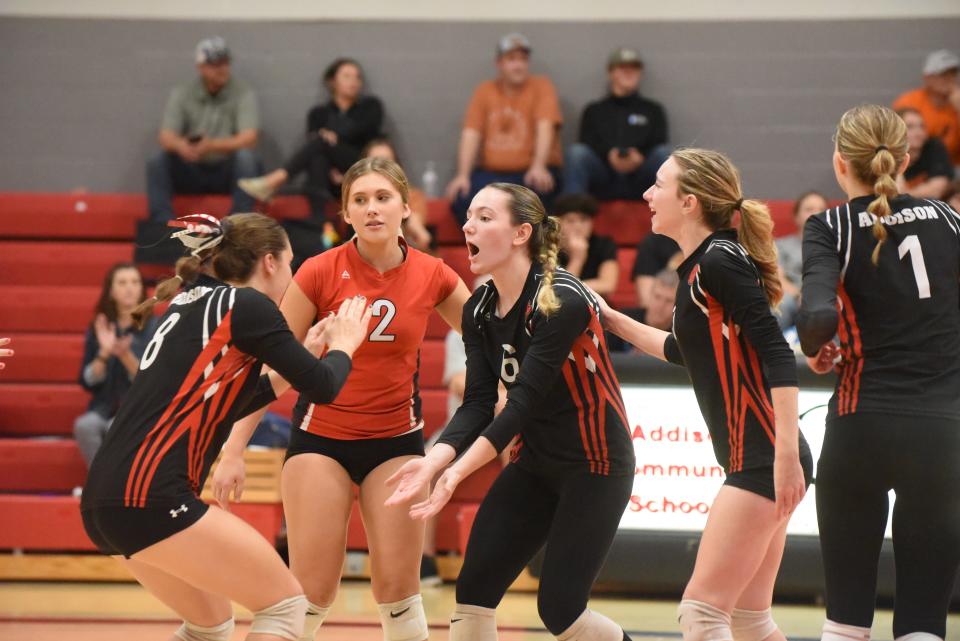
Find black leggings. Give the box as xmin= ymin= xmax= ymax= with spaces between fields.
xmin=283 ymin=135 xmax=359 ymax=216
xmin=816 ymin=413 xmax=960 ymax=638
xmin=456 ymin=463 xmax=632 ymax=635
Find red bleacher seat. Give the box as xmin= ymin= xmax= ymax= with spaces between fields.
xmin=0 ymin=286 xmax=99 ymax=333
xmin=768 ymin=200 xmax=799 ymax=237
xmin=0 ymin=439 xmax=86 ymax=492
xmin=427 ymin=199 xmax=463 ymax=245
xmin=0 ymin=383 xmax=87 ymax=437
xmin=420 ymin=388 xmax=448 ymax=438
xmin=593 ymin=201 xmax=651 ymax=247
xmin=437 ymin=246 xmax=472 ymax=286
xmin=0 ymin=333 xmax=84 ymax=383
xmin=0 ymin=193 xmax=145 ymax=241
xmin=419 ymin=339 xmax=445 ymax=389
xmin=426 ymin=311 xmax=450 ymax=339
xmin=0 ymin=241 xmax=133 ymax=287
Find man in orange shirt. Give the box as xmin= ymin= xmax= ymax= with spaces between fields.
xmin=445 ymin=33 xmax=563 ymax=224
xmin=893 ymin=49 xmax=960 ymax=166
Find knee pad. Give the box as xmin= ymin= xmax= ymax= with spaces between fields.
xmin=895 ymin=634 xmax=943 ymax=641
xmin=299 ymin=600 xmax=332 ymax=641
xmin=174 ymin=618 xmax=235 ymax=641
xmin=822 ymin=619 xmax=871 ymax=641
xmin=250 ymin=594 xmax=308 ymax=641
xmin=677 ymin=600 xmax=733 ymax=641
xmin=731 ymin=608 xmax=778 ymax=641
xmin=449 ymin=603 xmax=498 ymax=641
xmin=378 ymin=594 xmax=428 ymax=641
xmin=556 ymin=609 xmax=623 ymax=641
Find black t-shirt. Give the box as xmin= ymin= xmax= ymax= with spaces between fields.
xmin=798 ymin=195 xmax=960 ymax=420
xmin=579 ymin=92 xmax=668 ymax=159
xmin=559 ymin=234 xmax=618 ymax=280
xmin=81 ymin=275 xmax=352 ymax=509
xmin=632 ymin=233 xmax=680 ymax=279
xmin=904 ymin=137 xmax=955 ymax=186
xmin=438 ymin=265 xmax=635 ymax=476
xmin=663 ymin=229 xmax=808 ymax=473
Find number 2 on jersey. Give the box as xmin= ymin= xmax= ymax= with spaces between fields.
xmin=898 ymin=235 xmax=931 ymax=299
xmin=369 ymin=299 xmax=397 ymax=342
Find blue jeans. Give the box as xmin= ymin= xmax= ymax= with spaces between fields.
xmin=146 ymin=148 xmax=261 ymax=221
xmin=450 ymin=167 xmax=562 ymax=226
xmin=562 ymin=143 xmax=670 ymax=200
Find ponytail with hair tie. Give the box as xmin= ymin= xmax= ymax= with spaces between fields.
xmin=536 ymin=215 xmax=562 ymax=316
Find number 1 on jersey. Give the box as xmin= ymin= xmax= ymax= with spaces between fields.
xmin=898 ymin=235 xmax=931 ymax=299
xmin=369 ymin=299 xmax=397 ymax=342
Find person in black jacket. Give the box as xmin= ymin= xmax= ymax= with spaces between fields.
xmin=239 ymin=58 xmax=384 ymax=217
xmin=564 ymin=47 xmax=670 ymax=200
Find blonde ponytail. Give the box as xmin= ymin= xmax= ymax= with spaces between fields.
xmin=737 ymin=199 xmax=783 ymax=307
xmin=536 ymin=215 xmax=562 ymax=316
xmin=131 ymin=258 xmax=196 ymax=329
xmin=834 ymin=105 xmax=908 ymax=265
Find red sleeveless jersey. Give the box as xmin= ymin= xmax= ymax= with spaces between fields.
xmin=292 ymin=239 xmax=460 ymax=439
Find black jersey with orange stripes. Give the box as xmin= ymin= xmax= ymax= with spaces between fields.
xmin=663 ymin=229 xmax=811 ymax=474
xmin=798 ymin=195 xmax=960 ymax=420
xmin=437 ymin=265 xmax=635 ymax=476
xmin=80 ymin=274 xmax=352 ymax=510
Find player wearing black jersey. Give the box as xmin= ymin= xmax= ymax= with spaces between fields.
xmin=600 ymin=149 xmax=812 ymax=641
xmin=80 ymin=213 xmax=371 ymax=641
xmin=385 ymin=183 xmax=635 ymax=641
xmin=798 ymin=105 xmax=960 ymax=641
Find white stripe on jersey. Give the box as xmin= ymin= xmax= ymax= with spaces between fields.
xmin=299 ymin=402 xmax=315 ymax=431
xmin=841 ymin=204 xmax=853 ymax=279
xmin=926 ymin=199 xmax=960 ymax=236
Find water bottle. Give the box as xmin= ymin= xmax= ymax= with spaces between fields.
xmin=422 ymin=161 xmax=439 ymax=198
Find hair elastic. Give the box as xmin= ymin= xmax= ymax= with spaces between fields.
xmin=875 ymin=145 xmax=889 ymax=153
xmin=734 ymin=199 xmax=744 ymax=210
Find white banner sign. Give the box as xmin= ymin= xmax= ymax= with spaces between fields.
xmin=619 ymin=385 xmax=892 ymax=538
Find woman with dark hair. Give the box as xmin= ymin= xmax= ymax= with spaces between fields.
xmin=240 ymin=57 xmax=385 ymax=216
xmin=74 ymin=263 xmax=157 ymax=468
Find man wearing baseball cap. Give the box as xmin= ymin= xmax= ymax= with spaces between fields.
xmin=146 ymin=36 xmax=261 ymax=220
xmin=445 ymin=32 xmax=563 ymax=224
xmin=894 ymin=49 xmax=960 ymax=165
xmin=563 ymin=46 xmax=669 ymax=200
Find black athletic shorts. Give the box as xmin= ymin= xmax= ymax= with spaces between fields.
xmin=285 ymin=428 xmax=425 ymax=485
xmin=723 ymin=450 xmax=814 ymax=502
xmin=81 ymin=494 xmax=209 ymax=558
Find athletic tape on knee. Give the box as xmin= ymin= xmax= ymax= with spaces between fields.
xmin=174 ymin=618 xmax=235 ymax=641
xmin=556 ymin=609 xmax=624 ymax=641
xmin=822 ymin=619 xmax=871 ymax=641
xmin=677 ymin=600 xmax=733 ymax=641
xmin=377 ymin=594 xmax=428 ymax=641
xmin=449 ymin=602 xmax=498 ymax=641
xmin=251 ymin=594 xmax=308 ymax=641
xmin=894 ymin=633 xmax=943 ymax=641
xmin=731 ymin=608 xmax=778 ymax=641
xmin=298 ymin=600 xmax=332 ymax=641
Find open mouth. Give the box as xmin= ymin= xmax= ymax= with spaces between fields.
xmin=467 ymin=242 xmax=480 ymax=257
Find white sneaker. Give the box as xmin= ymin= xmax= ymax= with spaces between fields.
xmin=72 ymin=486 xmax=83 ymax=498
xmin=238 ymin=176 xmax=276 ymax=202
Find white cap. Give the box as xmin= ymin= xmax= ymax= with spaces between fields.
xmin=923 ymin=49 xmax=959 ymax=75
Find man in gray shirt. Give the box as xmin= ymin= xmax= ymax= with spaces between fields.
xmin=146 ymin=37 xmax=260 ymax=220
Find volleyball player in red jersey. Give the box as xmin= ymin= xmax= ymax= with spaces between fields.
xmin=80 ymin=213 xmax=371 ymax=641
xmin=215 ymin=157 xmax=470 ymax=641
xmin=597 ymin=149 xmax=812 ymax=641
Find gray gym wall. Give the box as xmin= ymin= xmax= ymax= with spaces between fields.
xmin=0 ymin=17 xmax=957 ymax=201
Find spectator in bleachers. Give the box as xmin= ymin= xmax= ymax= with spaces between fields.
xmin=893 ymin=49 xmax=960 ymax=166
xmin=776 ymin=191 xmax=828 ymax=329
xmin=563 ymin=47 xmax=669 ymax=200
xmin=361 ymin=138 xmax=433 ymax=250
xmin=553 ymin=194 xmax=619 ymax=297
xmin=445 ymin=33 xmax=562 ymax=224
xmin=0 ymin=337 xmax=11 ymax=370
xmin=896 ymin=108 xmax=954 ymax=199
xmin=606 ymin=269 xmax=676 ymax=353
xmin=146 ymin=37 xmax=260 ymax=221
xmin=74 ymin=264 xmax=157 ymax=468
xmin=632 ymin=232 xmax=681 ymax=309
xmin=240 ymin=58 xmax=384 ymax=218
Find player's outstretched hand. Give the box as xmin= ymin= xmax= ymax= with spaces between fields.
xmin=384 ymin=458 xmax=435 ymax=507
xmin=211 ymin=453 xmax=246 ymax=511
xmin=324 ymin=296 xmax=372 ymax=357
xmin=303 ymin=315 xmax=334 ymax=357
xmin=408 ymin=468 xmax=463 ymax=520
xmin=774 ymin=456 xmax=806 ymax=521
xmin=807 ymin=341 xmax=841 ymax=374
